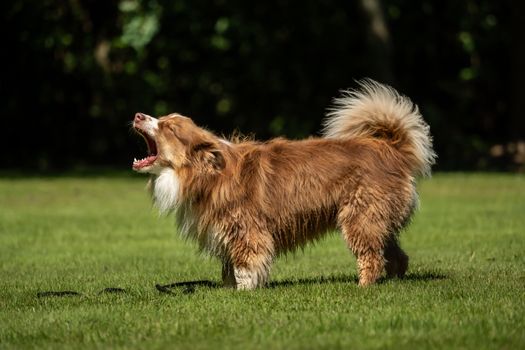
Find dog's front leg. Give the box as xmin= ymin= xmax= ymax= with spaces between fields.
xmin=233 ymin=265 xmax=269 ymax=290
xmin=223 ymin=260 xmax=271 ymax=290
xmin=226 ymin=232 xmax=274 ymax=290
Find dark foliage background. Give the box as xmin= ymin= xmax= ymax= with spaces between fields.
xmin=2 ymin=0 xmax=523 ymax=172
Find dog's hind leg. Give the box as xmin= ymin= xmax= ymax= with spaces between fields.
xmin=343 ymin=225 xmax=385 ymax=286
xmin=339 ymin=179 xmax=415 ymax=285
xmin=338 ymin=190 xmax=391 ymax=286
xmin=384 ymin=236 xmax=409 ymax=279
xmin=384 ymin=190 xmax=416 ymax=279
xmin=340 ymin=218 xmax=387 ymax=286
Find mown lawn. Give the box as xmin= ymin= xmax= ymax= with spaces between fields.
xmin=0 ymin=173 xmax=524 ymax=349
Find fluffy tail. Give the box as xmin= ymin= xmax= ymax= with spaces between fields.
xmin=323 ymin=79 xmax=436 ymax=177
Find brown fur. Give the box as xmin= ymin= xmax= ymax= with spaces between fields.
xmin=134 ymin=81 xmax=435 ymax=289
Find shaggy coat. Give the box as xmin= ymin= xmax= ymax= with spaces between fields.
xmin=132 ymin=80 xmax=436 ymax=289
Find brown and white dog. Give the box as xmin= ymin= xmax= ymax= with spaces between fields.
xmin=132 ymin=80 xmax=436 ymax=289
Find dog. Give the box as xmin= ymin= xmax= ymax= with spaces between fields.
xmin=132 ymin=79 xmax=436 ymax=289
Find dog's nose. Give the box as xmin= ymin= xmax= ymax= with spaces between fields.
xmin=134 ymin=113 xmax=147 ymax=123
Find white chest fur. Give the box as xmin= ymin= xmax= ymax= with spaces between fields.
xmin=152 ymin=168 xmax=181 ymax=214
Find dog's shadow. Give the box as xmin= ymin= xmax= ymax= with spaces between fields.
xmin=36 ymin=272 xmax=447 ymax=298
xmin=157 ymin=271 xmax=447 ymax=292
xmin=155 ymin=280 xmax=219 ymax=294
xmin=269 ymin=271 xmax=446 ymax=288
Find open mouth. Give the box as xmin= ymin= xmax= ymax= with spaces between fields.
xmin=133 ymin=128 xmax=158 ymax=170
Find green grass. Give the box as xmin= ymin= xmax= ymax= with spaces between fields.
xmin=1 ymin=173 xmax=524 ymax=349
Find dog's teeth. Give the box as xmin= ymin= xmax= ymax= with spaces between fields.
xmin=134 ymin=158 xmax=137 ymax=162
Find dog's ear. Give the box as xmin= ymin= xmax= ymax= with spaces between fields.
xmin=192 ymin=142 xmax=225 ymax=170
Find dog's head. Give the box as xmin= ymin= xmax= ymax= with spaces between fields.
xmin=132 ymin=113 xmax=225 ymax=174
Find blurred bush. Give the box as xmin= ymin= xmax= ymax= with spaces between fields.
xmin=2 ymin=0 xmax=522 ymax=171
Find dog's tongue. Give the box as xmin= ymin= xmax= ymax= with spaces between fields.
xmin=132 ymin=155 xmax=157 ymax=170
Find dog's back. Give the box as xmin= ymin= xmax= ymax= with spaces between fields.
xmin=218 ymin=137 xmax=413 ymax=252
